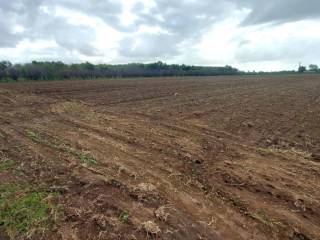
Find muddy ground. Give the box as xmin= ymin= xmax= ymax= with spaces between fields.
xmin=0 ymin=75 xmax=320 ymax=240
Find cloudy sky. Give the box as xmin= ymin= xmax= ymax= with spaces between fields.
xmin=0 ymin=0 xmax=319 ymax=71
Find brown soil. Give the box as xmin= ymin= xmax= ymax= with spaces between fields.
xmin=0 ymin=75 xmax=320 ymax=240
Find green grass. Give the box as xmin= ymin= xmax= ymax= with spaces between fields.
xmin=119 ymin=211 xmax=130 ymax=223
xmin=0 ymin=159 xmax=13 ymax=172
xmin=0 ymin=184 xmax=61 ymax=239
xmin=78 ymin=152 xmax=98 ymax=165
xmin=26 ymin=130 xmax=42 ymax=142
xmin=25 ymin=129 xmax=62 ymax=150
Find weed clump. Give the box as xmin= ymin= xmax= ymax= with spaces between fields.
xmin=154 ymin=206 xmax=171 ymax=222
xmin=78 ymin=151 xmax=98 ymax=165
xmin=26 ymin=130 xmax=42 ymax=142
xmin=133 ymin=183 xmax=159 ymax=202
xmin=0 ymin=183 xmax=61 ymax=239
xmin=0 ymin=159 xmax=13 ymax=172
xmin=25 ymin=129 xmax=98 ymax=166
xmin=119 ymin=211 xmax=130 ymax=223
xmin=141 ymin=221 xmax=161 ymax=235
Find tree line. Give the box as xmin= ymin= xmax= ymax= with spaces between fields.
xmin=298 ymin=64 xmax=320 ymax=73
xmin=0 ymin=61 xmax=240 ymax=82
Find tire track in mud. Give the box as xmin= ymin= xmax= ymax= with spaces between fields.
xmin=39 ymin=114 xmax=260 ymax=239
xmin=47 ymin=114 xmax=294 ymax=239
xmin=5 ymin=114 xmax=219 ymax=239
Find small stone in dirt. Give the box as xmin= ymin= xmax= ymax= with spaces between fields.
xmin=141 ymin=221 xmax=161 ymax=235
xmin=110 ymin=179 xmax=124 ymax=188
xmin=294 ymin=199 xmax=306 ymax=212
xmin=224 ymin=160 xmax=232 ymax=166
xmin=246 ymin=122 xmax=254 ymax=128
xmin=193 ymin=111 xmax=201 ymax=117
xmin=193 ymin=159 xmax=203 ymax=165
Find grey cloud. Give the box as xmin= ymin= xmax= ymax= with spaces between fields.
xmin=117 ymin=0 xmax=235 ymax=59
xmin=32 ymin=16 xmax=101 ymax=57
xmin=0 ymin=0 xmax=105 ymax=56
xmin=0 ymin=23 xmax=21 ymax=47
xmin=0 ymin=0 xmax=41 ymax=47
xmin=1 ymin=0 xmax=320 ymax=66
xmin=116 ymin=0 xmax=320 ymax=61
xmin=46 ymin=0 xmax=124 ymax=29
xmin=133 ymin=0 xmax=232 ymax=37
xmin=239 ymin=0 xmax=320 ymax=25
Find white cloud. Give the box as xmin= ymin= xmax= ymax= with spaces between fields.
xmin=234 ymin=20 xmax=320 ymax=71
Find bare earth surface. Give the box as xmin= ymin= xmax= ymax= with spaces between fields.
xmin=0 ymin=75 xmax=320 ymax=240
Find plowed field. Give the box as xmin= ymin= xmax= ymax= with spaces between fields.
xmin=1 ymin=75 xmax=320 ymax=240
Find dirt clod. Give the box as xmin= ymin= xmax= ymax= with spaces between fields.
xmin=141 ymin=221 xmax=161 ymax=235
xmin=154 ymin=206 xmax=170 ymax=222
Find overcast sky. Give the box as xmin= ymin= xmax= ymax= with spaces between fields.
xmin=0 ymin=0 xmax=319 ymax=71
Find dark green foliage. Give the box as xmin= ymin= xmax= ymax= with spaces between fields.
xmin=0 ymin=159 xmax=13 ymax=172
xmin=0 ymin=61 xmax=12 ymax=71
xmin=0 ymin=60 xmax=240 ymax=82
xmin=119 ymin=211 xmax=130 ymax=223
xmin=309 ymin=64 xmax=319 ymax=72
xmin=298 ymin=65 xmax=306 ymax=73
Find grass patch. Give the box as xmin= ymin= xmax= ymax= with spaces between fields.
xmin=119 ymin=211 xmax=130 ymax=223
xmin=0 ymin=183 xmax=61 ymax=239
xmin=25 ymin=129 xmax=98 ymax=166
xmin=25 ymin=129 xmax=61 ymax=150
xmin=0 ymin=159 xmax=13 ymax=172
xmin=249 ymin=211 xmax=282 ymax=227
xmin=0 ymin=132 xmax=5 ymax=139
xmin=62 ymin=146 xmax=98 ymax=166
xmin=78 ymin=152 xmax=98 ymax=166
xmin=26 ymin=130 xmax=42 ymax=142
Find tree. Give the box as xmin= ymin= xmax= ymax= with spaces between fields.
xmin=309 ymin=64 xmax=319 ymax=71
xmin=298 ymin=65 xmax=306 ymax=73
xmin=7 ymin=67 xmax=19 ymax=81
xmin=0 ymin=61 xmax=12 ymax=71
